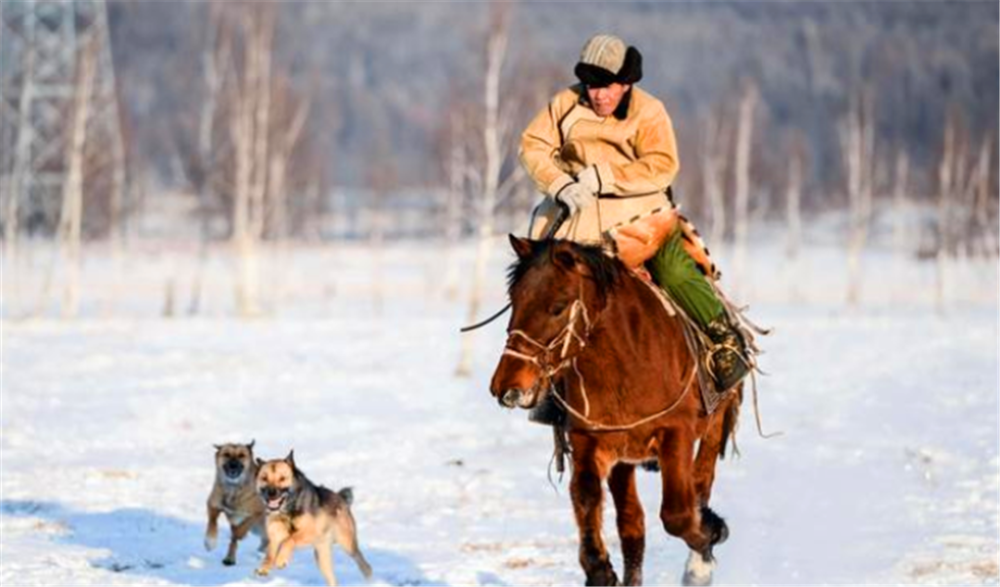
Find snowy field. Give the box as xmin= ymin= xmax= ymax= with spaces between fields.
xmin=2 ymin=237 xmax=998 ymax=586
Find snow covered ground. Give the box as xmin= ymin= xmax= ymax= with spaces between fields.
xmin=2 ymin=238 xmax=998 ymax=585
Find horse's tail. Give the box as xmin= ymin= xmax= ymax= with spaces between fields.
xmin=718 ymin=383 xmax=743 ymax=459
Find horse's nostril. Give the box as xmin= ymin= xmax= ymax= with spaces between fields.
xmin=501 ymin=388 xmax=522 ymax=408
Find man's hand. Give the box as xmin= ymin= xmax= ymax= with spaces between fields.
xmin=555 ymin=182 xmax=596 ymax=216
xmin=576 ymin=165 xmax=601 ymax=194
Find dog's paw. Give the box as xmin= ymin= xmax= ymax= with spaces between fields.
xmin=204 ymin=535 xmax=217 ymax=551
xmin=254 ymin=566 xmax=270 ymax=577
xmin=274 ymin=551 xmax=292 ymax=569
xmin=222 ymin=556 xmax=236 ymax=567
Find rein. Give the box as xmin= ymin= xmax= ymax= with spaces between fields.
xmin=460 ymin=203 xmax=571 ymax=333
xmin=503 ymin=292 xmax=697 ymax=433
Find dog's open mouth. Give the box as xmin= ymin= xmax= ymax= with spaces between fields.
xmin=223 ymin=460 xmax=245 ymax=481
xmin=261 ymin=490 xmax=289 ymax=512
xmin=224 ymin=469 xmax=245 ymax=482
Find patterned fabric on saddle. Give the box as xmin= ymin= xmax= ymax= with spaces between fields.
xmin=604 ymin=204 xmax=718 ymax=280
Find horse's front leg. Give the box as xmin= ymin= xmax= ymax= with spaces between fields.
xmin=608 ymin=463 xmax=644 ymax=586
xmin=570 ymin=433 xmax=619 ymax=586
xmin=657 ymin=426 xmax=728 ymax=586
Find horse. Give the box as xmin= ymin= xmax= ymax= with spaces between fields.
xmin=489 ymin=235 xmax=741 ymax=586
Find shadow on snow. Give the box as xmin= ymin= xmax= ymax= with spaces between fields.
xmin=1 ymin=499 xmax=438 ymax=586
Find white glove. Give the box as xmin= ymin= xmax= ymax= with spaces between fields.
xmin=576 ymin=165 xmax=601 ymax=194
xmin=555 ymin=182 xmax=597 ymax=216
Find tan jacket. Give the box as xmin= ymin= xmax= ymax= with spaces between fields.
xmin=520 ymin=84 xmax=680 ymax=244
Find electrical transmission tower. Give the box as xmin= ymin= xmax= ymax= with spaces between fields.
xmin=1 ymin=0 xmax=126 ymax=237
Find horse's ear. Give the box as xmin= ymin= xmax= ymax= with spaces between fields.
xmin=509 ymin=234 xmax=534 ymax=259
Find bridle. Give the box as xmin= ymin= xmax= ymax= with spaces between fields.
xmin=502 ymin=297 xmax=593 ymax=382
xmin=502 ymin=276 xmax=697 ymax=433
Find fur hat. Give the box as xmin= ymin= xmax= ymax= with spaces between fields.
xmin=574 ymin=34 xmax=643 ymax=87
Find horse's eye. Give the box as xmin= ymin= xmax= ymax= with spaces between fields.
xmin=551 ymin=302 xmax=568 ymax=316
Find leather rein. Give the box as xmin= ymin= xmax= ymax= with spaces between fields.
xmin=502 ymin=283 xmax=697 ymax=434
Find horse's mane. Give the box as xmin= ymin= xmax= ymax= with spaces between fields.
xmin=507 ymin=240 xmax=624 ymax=299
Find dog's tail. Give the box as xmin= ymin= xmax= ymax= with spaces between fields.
xmin=338 ymin=487 xmax=354 ymax=506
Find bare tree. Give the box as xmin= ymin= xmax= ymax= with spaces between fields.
xmin=456 ymin=3 xmax=512 ymax=377
xmin=57 ymin=39 xmax=98 ymax=318
xmin=4 ymin=45 xmax=35 ymax=314
xmin=187 ymin=4 xmax=230 ymax=316
xmin=891 ymin=149 xmax=909 ymax=302
xmin=935 ymin=108 xmax=957 ymax=312
xmin=841 ymin=88 xmax=875 ymax=308
xmin=230 ymin=4 xmax=276 ymax=317
xmin=731 ymin=80 xmax=757 ymax=300
xmin=263 ymin=86 xmax=310 ymax=310
xmin=972 ymin=134 xmax=997 ymax=257
xmin=785 ymin=132 xmax=805 ymax=302
xmin=701 ymin=112 xmax=728 ymax=257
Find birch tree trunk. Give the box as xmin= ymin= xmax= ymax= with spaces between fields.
xmin=891 ymin=150 xmax=909 ymax=302
xmin=188 ymin=6 xmax=227 ymax=316
xmin=231 ymin=47 xmax=257 ymax=315
xmin=731 ymin=81 xmax=757 ymax=301
xmin=456 ymin=15 xmax=508 ymax=377
xmin=702 ymin=115 xmax=726 ymax=257
xmin=232 ymin=7 xmax=274 ymax=317
xmin=265 ymin=96 xmax=309 ymax=310
xmin=973 ymin=136 xmax=997 ymax=257
xmin=5 ymin=46 xmax=35 ymax=314
xmin=785 ymin=143 xmax=803 ymax=301
xmin=935 ymin=112 xmax=955 ymax=313
xmin=58 ymin=41 xmax=98 ymax=318
xmin=844 ymin=90 xmax=874 ymax=308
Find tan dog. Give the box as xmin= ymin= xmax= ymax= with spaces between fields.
xmin=254 ymin=451 xmax=373 ymax=585
xmin=204 ymin=441 xmax=266 ymax=566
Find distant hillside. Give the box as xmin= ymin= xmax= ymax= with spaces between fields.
xmin=108 ymin=1 xmax=998 ymax=195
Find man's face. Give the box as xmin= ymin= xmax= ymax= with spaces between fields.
xmin=587 ymin=82 xmax=631 ymax=117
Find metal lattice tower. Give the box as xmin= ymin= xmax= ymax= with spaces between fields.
xmin=1 ymin=0 xmax=125 ymax=235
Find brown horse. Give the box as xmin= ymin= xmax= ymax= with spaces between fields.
xmin=489 ymin=235 xmax=741 ymax=586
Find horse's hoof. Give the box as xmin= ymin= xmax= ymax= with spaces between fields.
xmin=682 ymin=550 xmax=715 ymax=587
xmin=623 ymin=568 xmax=643 ymax=586
xmin=701 ymin=506 xmax=729 ymax=546
xmin=585 ymin=566 xmax=620 ymax=586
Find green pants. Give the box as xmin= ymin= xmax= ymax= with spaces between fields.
xmin=646 ymin=228 xmax=725 ymax=329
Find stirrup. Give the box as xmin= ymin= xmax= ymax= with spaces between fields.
xmin=703 ymin=316 xmax=751 ymax=393
xmin=704 ymin=341 xmax=750 ymax=393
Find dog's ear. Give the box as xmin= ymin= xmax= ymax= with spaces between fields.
xmin=285 ymin=450 xmax=296 ymax=470
xmin=255 ymin=457 xmax=265 ymax=468
xmin=213 ymin=444 xmax=222 ymax=452
xmin=247 ymin=439 xmax=255 ymax=452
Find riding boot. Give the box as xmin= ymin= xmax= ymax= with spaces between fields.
xmin=704 ymin=316 xmax=750 ymax=393
xmin=527 ymin=386 xmax=566 ymax=427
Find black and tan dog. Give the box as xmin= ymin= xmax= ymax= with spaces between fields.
xmin=204 ymin=441 xmax=267 ymax=566
xmin=254 ymin=451 xmax=373 ymax=585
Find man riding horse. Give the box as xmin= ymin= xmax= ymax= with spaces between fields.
xmin=520 ymin=34 xmax=752 ymax=426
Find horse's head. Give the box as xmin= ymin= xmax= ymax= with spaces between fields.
xmin=489 ymin=235 xmax=619 ymax=410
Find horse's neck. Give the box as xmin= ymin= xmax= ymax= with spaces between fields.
xmin=583 ymin=273 xmax=682 ymax=379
